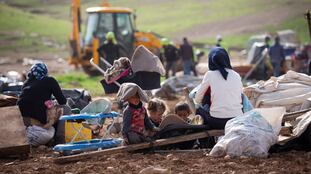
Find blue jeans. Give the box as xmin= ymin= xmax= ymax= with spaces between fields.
xmin=183 ymin=59 xmax=197 ymax=76
xmin=272 ymin=61 xmax=281 ymax=77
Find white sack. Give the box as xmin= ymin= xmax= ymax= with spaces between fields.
xmin=210 ymin=107 xmax=285 ymax=158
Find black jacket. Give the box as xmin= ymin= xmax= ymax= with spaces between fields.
xmin=180 ymin=43 xmax=194 ymax=61
xmin=17 ymin=76 xmax=66 ymax=124
xmin=98 ymin=42 xmax=120 ymax=65
xmin=164 ymin=44 xmax=179 ymax=62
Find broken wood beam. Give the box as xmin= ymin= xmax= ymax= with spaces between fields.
xmin=282 ymin=108 xmax=311 ymax=122
xmin=54 ymin=130 xmax=224 ymax=164
xmin=0 ymin=145 xmax=30 ymax=157
xmin=279 ymin=126 xmax=293 ymax=136
xmin=154 ymin=149 xmax=208 ymax=154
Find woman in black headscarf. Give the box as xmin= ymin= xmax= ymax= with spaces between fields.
xmin=194 ymin=47 xmax=243 ymax=129
xmin=18 ymin=62 xmax=66 ymax=146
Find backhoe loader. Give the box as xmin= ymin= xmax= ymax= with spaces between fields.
xmin=68 ymin=0 xmax=163 ymax=76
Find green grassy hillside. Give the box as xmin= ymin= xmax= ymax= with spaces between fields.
xmin=0 ymin=4 xmax=70 ymax=53
xmin=0 ymin=0 xmax=310 ymax=53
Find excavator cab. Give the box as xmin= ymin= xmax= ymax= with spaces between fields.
xmin=83 ymin=7 xmax=136 ymax=56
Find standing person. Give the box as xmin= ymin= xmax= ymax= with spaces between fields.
xmin=180 ymin=37 xmax=197 ymax=76
xmin=117 ymin=83 xmax=158 ymax=145
xmin=269 ymin=36 xmax=285 ymax=77
xmin=97 ymin=31 xmax=120 ymax=65
xmin=17 ymin=63 xmax=67 ymax=146
xmin=194 ymin=47 xmax=243 ymax=129
xmin=216 ymin=35 xmax=222 ymax=47
xmin=161 ymin=38 xmax=179 ymax=78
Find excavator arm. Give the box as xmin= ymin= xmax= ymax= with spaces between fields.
xmin=69 ymin=0 xmax=82 ymax=65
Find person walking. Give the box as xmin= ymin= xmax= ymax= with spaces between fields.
xmin=161 ymin=38 xmax=179 ymax=78
xmin=180 ymin=37 xmax=197 ymax=76
xmin=269 ymin=36 xmax=285 ymax=77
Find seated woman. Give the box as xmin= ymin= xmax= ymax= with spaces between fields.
xmin=194 ymin=47 xmax=243 ymax=130
xmin=17 ymin=63 xmax=67 ymax=146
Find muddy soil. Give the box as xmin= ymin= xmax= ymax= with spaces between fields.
xmin=1 ymin=148 xmax=311 ymax=174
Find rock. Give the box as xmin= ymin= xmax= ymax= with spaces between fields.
xmin=240 ymin=156 xmax=248 ymax=159
xmin=166 ymin=154 xmax=174 ymax=159
xmin=267 ymin=171 xmax=278 ymax=174
xmin=227 ymin=162 xmax=237 ymax=166
xmin=271 ymin=161 xmax=278 ymax=165
xmin=107 ymin=166 xmax=114 ymax=170
xmin=65 ymin=172 xmax=74 ymax=174
xmin=224 ymin=155 xmax=232 ymax=160
xmin=139 ymin=167 xmax=170 ymax=174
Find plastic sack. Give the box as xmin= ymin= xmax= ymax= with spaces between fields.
xmin=26 ymin=125 xmax=55 ymax=146
xmin=210 ymin=107 xmax=285 ymax=158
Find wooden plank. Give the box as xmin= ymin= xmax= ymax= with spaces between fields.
xmin=282 ymin=108 xmax=311 ymax=122
xmin=54 ymin=130 xmax=224 ymax=164
xmin=0 ymin=145 xmax=30 ymax=157
xmin=154 ymin=149 xmax=208 ymax=154
xmin=277 ymin=135 xmax=296 ymax=145
xmin=0 ymin=106 xmax=29 ymax=150
xmin=279 ymin=126 xmax=292 ymax=136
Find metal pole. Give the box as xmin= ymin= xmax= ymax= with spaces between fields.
xmin=305 ymin=10 xmax=311 ymax=40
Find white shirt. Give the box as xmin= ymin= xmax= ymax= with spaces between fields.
xmin=194 ymin=69 xmax=243 ymax=118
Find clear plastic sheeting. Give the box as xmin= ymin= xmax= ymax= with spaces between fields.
xmin=210 ymin=107 xmax=285 ymax=158
xmin=293 ymin=111 xmax=311 ymax=137
xmin=244 ymin=71 xmax=311 ymax=112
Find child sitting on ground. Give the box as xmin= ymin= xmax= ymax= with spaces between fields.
xmin=117 ymin=83 xmax=158 ymax=145
xmin=147 ymin=98 xmax=168 ymax=127
xmin=175 ymin=102 xmax=192 ymax=123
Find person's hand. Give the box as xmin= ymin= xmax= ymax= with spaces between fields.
xmin=123 ymin=138 xmax=129 ymax=145
xmin=153 ymin=127 xmax=160 ymax=132
xmin=183 ymin=87 xmax=190 ymax=96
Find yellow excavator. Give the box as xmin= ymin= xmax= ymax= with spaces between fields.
xmin=68 ymin=0 xmax=163 ymax=76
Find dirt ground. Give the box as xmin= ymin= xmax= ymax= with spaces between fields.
xmin=0 ymin=96 xmax=311 ymax=174
xmin=0 ymin=51 xmax=74 ymax=75
xmin=1 ymin=148 xmax=311 ymax=174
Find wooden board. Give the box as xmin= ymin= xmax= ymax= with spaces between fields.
xmin=54 ymin=130 xmax=224 ymax=164
xmin=0 ymin=106 xmax=30 ymax=156
xmin=282 ymin=108 xmax=311 ymax=122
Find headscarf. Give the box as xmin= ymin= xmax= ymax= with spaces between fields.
xmin=117 ymin=83 xmax=149 ymax=103
xmin=27 ymin=62 xmax=48 ymax=80
xmin=105 ymin=31 xmax=117 ymax=44
xmin=208 ymin=47 xmax=232 ymax=80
